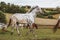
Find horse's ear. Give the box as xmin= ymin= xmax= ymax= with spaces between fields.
xmin=33 ymin=6 xmax=39 ymax=9
xmin=35 ymin=6 xmax=39 ymax=8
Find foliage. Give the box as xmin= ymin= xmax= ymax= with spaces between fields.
xmin=0 ymin=2 xmax=30 ymax=13
xmin=48 ymin=15 xmax=54 ymax=19
xmin=37 ymin=8 xmax=59 ymax=18
xmin=37 ymin=14 xmax=45 ymax=18
xmin=43 ymin=11 xmax=58 ymax=16
xmin=19 ymin=7 xmax=27 ymax=13
xmin=0 ymin=11 xmax=6 ymax=24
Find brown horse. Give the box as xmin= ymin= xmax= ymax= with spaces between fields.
xmin=53 ymin=19 xmax=60 ymax=33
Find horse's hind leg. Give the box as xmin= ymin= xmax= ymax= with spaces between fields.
xmin=11 ymin=24 xmax=15 ymax=35
xmin=30 ymin=23 xmax=36 ymax=36
xmin=26 ymin=24 xmax=33 ymax=35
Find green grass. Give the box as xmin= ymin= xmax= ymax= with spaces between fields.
xmin=0 ymin=28 xmax=60 ymax=40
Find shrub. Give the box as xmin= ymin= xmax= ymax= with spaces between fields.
xmin=43 ymin=11 xmax=58 ymax=16
xmin=19 ymin=8 xmax=27 ymax=13
xmin=37 ymin=14 xmax=44 ymax=18
xmin=0 ymin=11 xmax=6 ymax=24
xmin=48 ymin=15 xmax=54 ymax=19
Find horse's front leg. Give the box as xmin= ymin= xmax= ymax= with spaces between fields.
xmin=26 ymin=23 xmax=33 ymax=35
xmin=15 ymin=24 xmax=20 ymax=35
xmin=19 ymin=24 xmax=24 ymax=31
xmin=30 ymin=23 xmax=36 ymax=36
xmin=30 ymin=25 xmax=34 ymax=33
xmin=11 ymin=24 xmax=15 ymax=35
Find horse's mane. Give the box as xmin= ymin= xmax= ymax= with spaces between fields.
xmin=27 ymin=6 xmax=38 ymax=13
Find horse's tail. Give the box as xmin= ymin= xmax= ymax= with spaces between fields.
xmin=7 ymin=18 xmax=12 ymax=27
xmin=35 ymin=24 xmax=38 ymax=29
xmin=53 ymin=19 xmax=60 ymax=33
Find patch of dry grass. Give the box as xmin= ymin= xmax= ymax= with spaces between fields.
xmin=35 ymin=18 xmax=57 ymax=25
xmin=52 ymin=14 xmax=60 ymax=19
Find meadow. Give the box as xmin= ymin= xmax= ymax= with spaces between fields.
xmin=0 ymin=13 xmax=60 ymax=40
xmin=0 ymin=28 xmax=60 ymax=40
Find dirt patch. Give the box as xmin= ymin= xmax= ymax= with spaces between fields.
xmin=35 ymin=18 xmax=58 ymax=25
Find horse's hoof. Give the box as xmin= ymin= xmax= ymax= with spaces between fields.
xmin=30 ymin=30 xmax=33 ymax=32
xmin=18 ymin=34 xmax=20 ymax=36
xmin=11 ymin=32 xmax=13 ymax=35
xmin=25 ymin=32 xmax=29 ymax=36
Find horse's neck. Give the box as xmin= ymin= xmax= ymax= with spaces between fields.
xmin=30 ymin=10 xmax=36 ymax=16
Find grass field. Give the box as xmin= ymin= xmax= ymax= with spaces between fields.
xmin=0 ymin=28 xmax=60 ymax=40
xmin=0 ymin=13 xmax=60 ymax=40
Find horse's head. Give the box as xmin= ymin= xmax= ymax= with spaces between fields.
xmin=32 ymin=6 xmax=40 ymax=13
xmin=0 ymin=23 xmax=8 ymax=31
xmin=33 ymin=6 xmax=44 ymax=15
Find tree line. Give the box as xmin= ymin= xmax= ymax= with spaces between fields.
xmin=0 ymin=2 xmax=31 ymax=13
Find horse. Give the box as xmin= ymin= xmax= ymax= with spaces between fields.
xmin=7 ymin=6 xmax=44 ymax=35
xmin=53 ymin=16 xmax=60 ymax=33
xmin=0 ymin=23 xmax=7 ymax=31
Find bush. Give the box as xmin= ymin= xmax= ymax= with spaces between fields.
xmin=48 ymin=15 xmax=54 ymax=19
xmin=37 ymin=14 xmax=45 ymax=18
xmin=19 ymin=8 xmax=27 ymax=13
xmin=0 ymin=11 xmax=6 ymax=24
xmin=43 ymin=11 xmax=58 ymax=16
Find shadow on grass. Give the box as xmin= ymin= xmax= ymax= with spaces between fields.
xmin=30 ymin=38 xmax=60 ymax=40
xmin=30 ymin=38 xmax=51 ymax=40
xmin=0 ymin=30 xmax=11 ymax=35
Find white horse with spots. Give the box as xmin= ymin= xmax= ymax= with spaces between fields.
xmin=7 ymin=6 xmax=44 ymax=35
xmin=0 ymin=23 xmax=7 ymax=31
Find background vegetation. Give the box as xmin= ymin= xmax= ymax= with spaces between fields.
xmin=0 ymin=1 xmax=60 ymax=17
xmin=0 ymin=11 xmax=6 ymax=24
xmin=0 ymin=2 xmax=31 ymax=13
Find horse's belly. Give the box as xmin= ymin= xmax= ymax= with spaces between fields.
xmin=18 ymin=19 xmax=27 ymax=23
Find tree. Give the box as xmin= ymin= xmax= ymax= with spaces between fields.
xmin=56 ymin=6 xmax=60 ymax=13
xmin=0 ymin=2 xmax=6 ymax=12
xmin=0 ymin=2 xmax=29 ymax=13
xmin=0 ymin=11 xmax=6 ymax=24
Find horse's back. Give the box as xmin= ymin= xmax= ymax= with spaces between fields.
xmin=12 ymin=13 xmax=29 ymax=23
